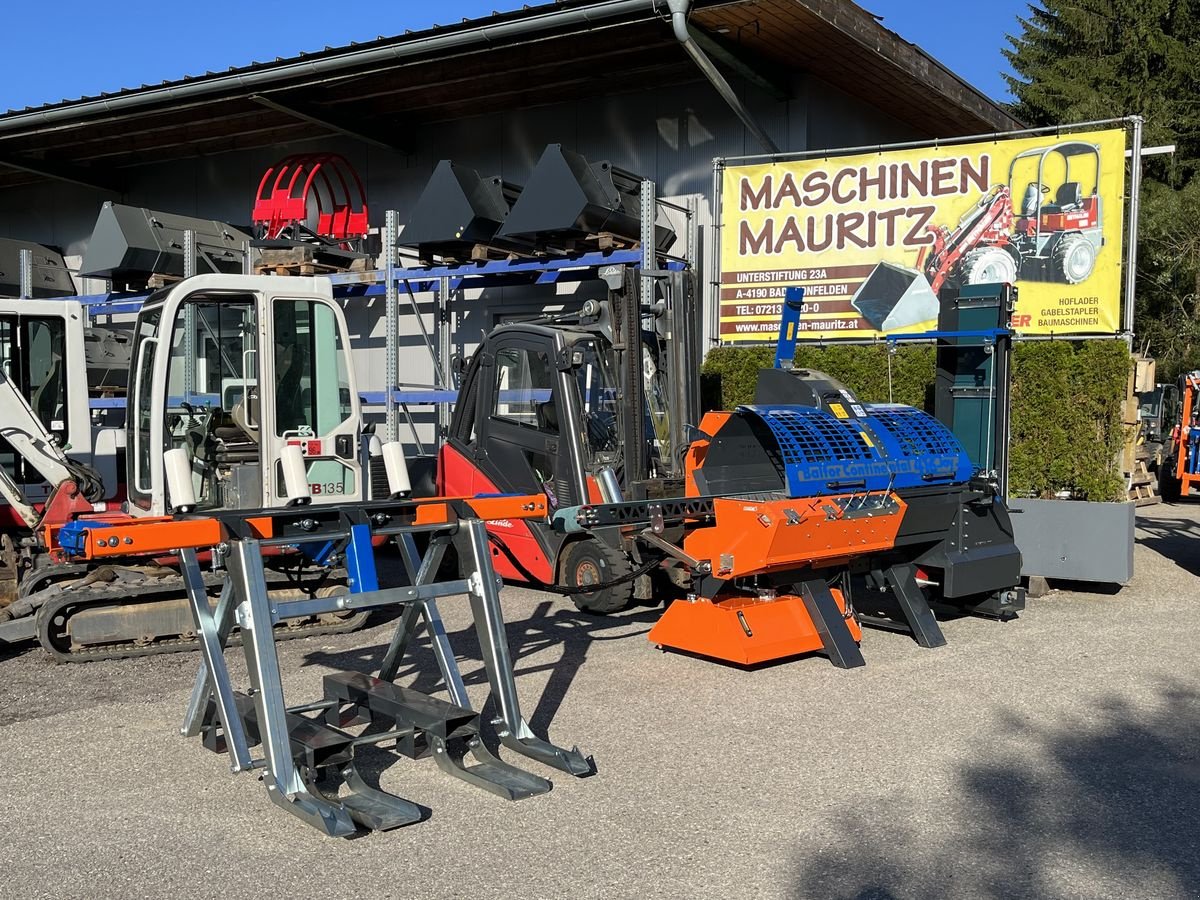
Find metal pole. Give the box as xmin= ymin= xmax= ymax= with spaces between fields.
xmin=17 ymin=248 xmax=32 ymax=299
xmin=384 ymin=210 xmax=399 ymax=442
xmin=438 ymin=274 xmax=453 ymax=439
xmin=1124 ymin=115 xmax=1144 ymax=337
xmin=710 ymin=160 xmax=723 ymax=346
xmin=183 ymin=229 xmax=196 ymax=398
xmin=720 ymin=115 xmax=1139 ymax=167
xmin=640 ymin=179 xmax=656 ymax=313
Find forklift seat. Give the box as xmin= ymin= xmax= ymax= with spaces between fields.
xmin=1043 ymin=181 xmax=1083 ymax=214
xmin=535 ymin=400 xmax=559 ymax=434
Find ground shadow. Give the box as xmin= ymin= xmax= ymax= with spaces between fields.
xmin=1136 ymin=513 xmax=1200 ymax=579
xmin=301 ymin=596 xmax=661 ymax=736
xmin=789 ymin=682 xmax=1200 ymax=899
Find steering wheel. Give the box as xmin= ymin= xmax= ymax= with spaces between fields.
xmin=1038 ymin=183 xmax=1051 ymax=195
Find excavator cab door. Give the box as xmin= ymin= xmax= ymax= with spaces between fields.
xmin=0 ymin=303 xmax=84 ymax=504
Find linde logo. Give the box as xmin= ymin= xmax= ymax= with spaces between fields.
xmin=796 ymin=455 xmax=959 ymax=481
xmin=489 ymin=519 xmax=515 ymax=529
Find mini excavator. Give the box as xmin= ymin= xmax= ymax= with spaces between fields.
xmin=0 ymin=275 xmax=384 ymax=659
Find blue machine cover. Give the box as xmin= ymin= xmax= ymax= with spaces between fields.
xmin=739 ymin=404 xmax=974 ymax=497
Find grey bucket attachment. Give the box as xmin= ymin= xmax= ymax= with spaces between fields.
xmin=80 ymin=202 xmax=251 ymax=288
xmin=496 ymin=144 xmax=675 ymax=253
xmin=0 ymin=238 xmax=75 ymax=298
xmin=398 ymin=160 xmax=530 ymax=261
xmin=84 ymin=327 xmax=134 ymax=391
xmin=850 ymin=261 xmax=939 ymax=332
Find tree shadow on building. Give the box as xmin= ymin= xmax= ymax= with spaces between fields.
xmin=790 ymin=683 xmax=1200 ymax=899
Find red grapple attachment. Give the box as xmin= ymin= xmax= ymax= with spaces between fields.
xmin=252 ymin=153 xmax=369 ymax=245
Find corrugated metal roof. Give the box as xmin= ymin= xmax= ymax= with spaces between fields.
xmin=0 ymin=0 xmax=1019 ymax=191
xmin=2 ymin=1 xmax=569 ymax=116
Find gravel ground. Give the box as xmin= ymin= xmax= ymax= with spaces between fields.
xmin=2 ymin=502 xmax=1199 ymax=899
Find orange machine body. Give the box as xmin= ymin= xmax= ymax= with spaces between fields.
xmin=648 ymin=587 xmax=860 ymax=666
xmin=56 ymin=494 xmax=548 ymax=561
xmin=646 ymin=410 xmax=904 ymax=667
xmin=682 ymin=493 xmax=906 ymax=579
xmin=1174 ymin=373 xmax=1200 ymax=496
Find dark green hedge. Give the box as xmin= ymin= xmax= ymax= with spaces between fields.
xmin=701 ymin=340 xmax=1131 ymax=502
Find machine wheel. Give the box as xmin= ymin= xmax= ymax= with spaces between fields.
xmin=1052 ymin=233 xmax=1097 ymax=284
xmin=1159 ymin=458 xmax=1182 ymax=502
xmin=561 ymin=539 xmax=634 ymax=614
xmin=960 ymin=247 xmax=1019 ymax=285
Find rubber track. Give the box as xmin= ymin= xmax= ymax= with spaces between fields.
xmin=31 ymin=571 xmax=368 ymax=664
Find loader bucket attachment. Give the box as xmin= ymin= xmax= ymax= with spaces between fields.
xmin=496 ymin=144 xmax=674 ymax=252
xmin=850 ymin=261 xmax=939 ymax=332
xmin=80 ymin=202 xmax=251 ymax=287
xmin=398 ymin=160 xmax=529 ymax=260
xmin=0 ymin=238 xmax=75 ymax=298
xmin=252 ymin=153 xmax=368 ymax=243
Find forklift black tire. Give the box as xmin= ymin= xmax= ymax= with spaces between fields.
xmin=562 ymin=540 xmax=635 ymax=614
xmin=1159 ymin=459 xmax=1182 ymax=502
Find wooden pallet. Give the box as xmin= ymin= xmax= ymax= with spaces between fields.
xmin=254 ymin=261 xmax=349 ymax=277
xmin=1127 ymin=458 xmax=1159 ymax=506
xmin=255 ymin=245 xmax=369 ymax=275
xmin=145 ymin=272 xmax=183 ymax=289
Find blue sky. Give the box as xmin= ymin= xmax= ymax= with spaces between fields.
xmin=0 ymin=0 xmax=1029 ymax=112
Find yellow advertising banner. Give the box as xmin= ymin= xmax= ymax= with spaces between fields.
xmin=718 ymin=128 xmax=1127 ymax=341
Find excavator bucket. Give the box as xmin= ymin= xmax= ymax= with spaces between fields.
xmin=496 ymin=144 xmax=674 ymax=252
xmin=850 ymin=261 xmax=939 ymax=332
xmin=80 ymin=202 xmax=250 ymax=288
xmin=0 ymin=238 xmax=75 ymax=298
xmin=398 ymin=160 xmax=529 ymax=261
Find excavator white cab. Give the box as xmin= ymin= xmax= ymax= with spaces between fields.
xmin=126 ymin=274 xmax=363 ymax=517
xmin=0 ymin=299 xmax=121 ymax=528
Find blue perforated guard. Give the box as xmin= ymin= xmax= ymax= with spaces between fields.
xmin=739 ymin=404 xmax=973 ymax=497
xmin=859 ymin=404 xmax=974 ymax=486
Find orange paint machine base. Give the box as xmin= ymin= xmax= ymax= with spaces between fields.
xmin=648 ymin=584 xmax=865 ymax=668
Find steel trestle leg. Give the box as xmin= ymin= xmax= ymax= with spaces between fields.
xmin=461 ymin=519 xmax=595 ymax=778
xmin=884 ymin=564 xmax=948 ymax=649
xmin=179 ymin=549 xmax=252 ymax=771
xmin=230 ymin=539 xmax=357 ymax=837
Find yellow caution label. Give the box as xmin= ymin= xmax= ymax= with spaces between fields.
xmin=859 ymin=429 xmax=875 ymax=447
xmin=829 ymin=403 xmax=848 ymax=419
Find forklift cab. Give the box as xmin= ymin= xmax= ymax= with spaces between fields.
xmin=126 ymin=274 xmax=362 ymax=517
xmin=445 ymin=322 xmax=620 ymax=512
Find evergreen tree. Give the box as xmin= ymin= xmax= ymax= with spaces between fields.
xmin=1005 ymin=0 xmax=1200 ymax=373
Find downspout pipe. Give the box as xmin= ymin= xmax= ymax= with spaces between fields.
xmin=664 ymin=0 xmax=781 ymax=154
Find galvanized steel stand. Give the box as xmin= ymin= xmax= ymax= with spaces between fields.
xmin=178 ymin=515 xmax=593 ymax=837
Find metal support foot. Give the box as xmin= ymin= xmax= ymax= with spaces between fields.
xmin=884 ymin=564 xmax=947 ymax=649
xmin=799 ymin=580 xmax=866 ymax=669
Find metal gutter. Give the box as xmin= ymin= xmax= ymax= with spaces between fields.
xmin=664 ymin=0 xmax=781 ymax=153
xmin=0 ymin=0 xmax=657 ymax=136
